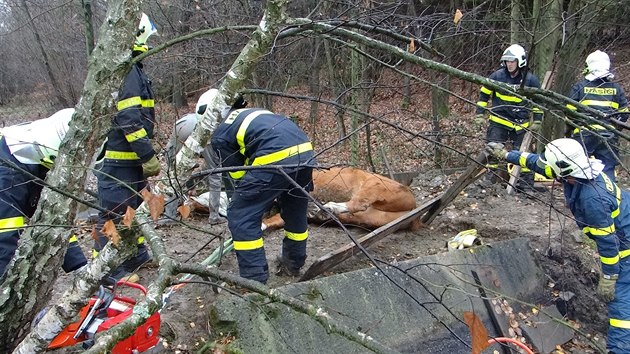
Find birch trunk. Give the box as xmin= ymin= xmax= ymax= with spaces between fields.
xmin=2 ymin=1 xmax=144 ymax=352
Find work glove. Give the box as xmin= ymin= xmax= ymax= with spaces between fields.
xmin=597 ymin=274 xmax=618 ymax=302
xmin=473 ymin=113 xmax=486 ymax=127
xmin=529 ymin=120 xmax=542 ymax=133
xmin=447 ymin=229 xmax=481 ymax=251
xmin=142 ymin=155 xmax=160 ymax=178
xmin=485 ymin=142 xmax=508 ymax=160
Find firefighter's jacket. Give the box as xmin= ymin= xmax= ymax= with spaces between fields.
xmin=567 ymin=77 xmax=629 ymax=133
xmin=506 ymin=151 xmax=630 ymax=277
xmin=211 ymin=108 xmax=315 ymax=180
xmin=476 ymin=68 xmax=543 ymax=132
xmin=102 ymin=62 xmax=156 ymax=167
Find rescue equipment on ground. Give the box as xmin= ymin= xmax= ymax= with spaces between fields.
xmin=48 ymin=281 xmax=161 ymax=353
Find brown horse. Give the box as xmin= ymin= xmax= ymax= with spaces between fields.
xmin=262 ymin=167 xmax=418 ymax=231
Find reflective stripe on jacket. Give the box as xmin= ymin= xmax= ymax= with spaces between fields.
xmin=211 ymin=108 xmax=315 ymax=180
xmin=506 ymin=151 xmax=630 ymax=276
xmin=476 ymin=68 xmax=543 ymax=129
xmin=103 ymin=63 xmax=156 ymax=167
xmin=567 ymin=78 xmax=629 ymax=133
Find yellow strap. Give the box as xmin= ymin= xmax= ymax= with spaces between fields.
xmin=0 ymin=216 xmax=25 ymax=233
xmin=117 ymin=96 xmax=142 ymax=111
xmin=620 ymin=249 xmax=630 ymax=259
xmin=229 ymin=170 xmax=245 ymax=179
xmin=488 ymin=115 xmax=529 ymax=131
xmin=495 ymin=92 xmax=523 ymax=103
xmin=233 ymin=238 xmax=264 ymax=251
xmin=285 ymin=230 xmax=308 ymax=242
xmin=476 ymin=101 xmax=488 ymax=108
xmin=480 ymin=86 xmax=492 ymax=95
xmin=236 ymin=110 xmax=273 ymax=155
xmin=40 ymin=157 xmax=54 ymax=169
xmin=69 ymin=235 xmax=79 ymax=243
xmin=125 ymin=128 xmax=148 ymax=142
xmin=583 ymin=224 xmax=615 ymax=236
xmin=610 ymin=318 xmax=630 ymax=329
xmin=105 ymin=150 xmax=140 ymax=160
xmin=252 ymin=142 xmax=313 ymax=166
xmin=141 ymin=99 xmax=154 ymax=108
xmin=137 ymin=236 xmax=145 ymax=244
xmin=581 ymin=99 xmax=619 ymax=109
xmin=601 ymin=254 xmax=620 ymax=265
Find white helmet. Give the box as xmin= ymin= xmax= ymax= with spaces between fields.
xmin=195 ymin=89 xmax=221 ymax=122
xmin=501 ymin=44 xmax=527 ymax=68
xmin=2 ymin=108 xmax=74 ymax=167
xmin=133 ymin=13 xmax=157 ymax=53
xmin=538 ymin=138 xmax=601 ymax=179
xmin=584 ymin=50 xmax=613 ymax=81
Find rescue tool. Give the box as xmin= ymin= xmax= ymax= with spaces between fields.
xmin=48 ymin=281 xmax=161 ymax=353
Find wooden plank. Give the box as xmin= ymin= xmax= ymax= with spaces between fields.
xmin=505 ymin=131 xmax=533 ymax=194
xmin=420 ymin=151 xmax=487 ymax=224
xmin=506 ymin=70 xmax=552 ymax=195
xmin=299 ymin=195 xmax=441 ymax=281
xmin=300 ymin=151 xmax=488 ymax=281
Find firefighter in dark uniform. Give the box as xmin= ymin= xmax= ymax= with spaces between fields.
xmin=93 ymin=13 xmax=159 ymax=282
xmin=209 ymin=91 xmax=316 ymax=283
xmin=475 ymin=44 xmax=543 ymax=188
xmin=567 ymin=50 xmax=629 ymax=182
xmin=487 ymin=138 xmax=630 ymax=353
xmin=0 ymin=108 xmax=87 ymax=277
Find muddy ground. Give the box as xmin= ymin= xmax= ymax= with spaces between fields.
xmin=52 ymin=167 xmax=619 ymax=354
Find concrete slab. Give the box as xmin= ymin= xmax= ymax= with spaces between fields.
xmin=210 ymin=238 xmax=572 ymax=353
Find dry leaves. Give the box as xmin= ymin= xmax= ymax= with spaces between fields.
xmin=454 ymin=9 xmax=463 ymax=24
xmin=464 ymin=311 xmax=490 ymax=354
xmin=178 ymin=203 xmax=191 ymax=219
xmin=408 ymin=38 xmax=415 ymax=53
xmin=141 ymin=188 xmax=165 ymax=221
xmin=101 ymin=219 xmax=120 ymax=246
xmin=122 ymin=206 xmax=136 ymax=228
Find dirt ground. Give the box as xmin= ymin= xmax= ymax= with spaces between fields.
xmin=61 ymin=166 xmax=618 ymax=354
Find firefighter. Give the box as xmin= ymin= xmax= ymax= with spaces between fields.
xmin=486 ymin=139 xmax=630 ymax=353
xmin=160 ymin=89 xmax=245 ymax=224
xmin=207 ymin=90 xmax=316 ymax=283
xmin=567 ymin=50 xmax=629 ymax=182
xmin=0 ymin=108 xmax=87 ymax=277
xmin=93 ymin=13 xmax=158 ymax=283
xmin=475 ymin=44 xmax=544 ymax=189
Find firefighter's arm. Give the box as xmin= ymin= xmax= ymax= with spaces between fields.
xmin=211 ymin=138 xmax=246 ymax=180
xmin=116 ymin=70 xmax=155 ymax=163
xmin=615 ymin=86 xmax=629 ymax=123
xmin=583 ymin=197 xmax=620 ymax=277
xmin=476 ymin=85 xmax=493 ymax=115
xmin=505 ymin=151 xmax=555 ymax=178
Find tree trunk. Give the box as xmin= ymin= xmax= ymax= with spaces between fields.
xmin=0 ymin=1 xmax=143 ymax=351
xmin=82 ymin=0 xmax=95 ymax=56
xmin=350 ymin=45 xmax=361 ymax=166
xmin=19 ymin=0 xmax=72 ymax=108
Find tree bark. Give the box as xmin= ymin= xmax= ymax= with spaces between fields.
xmin=2 ymin=1 xmax=143 ymax=352
xmin=82 ymin=0 xmax=95 ymax=56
